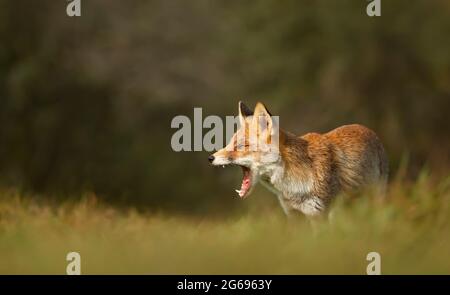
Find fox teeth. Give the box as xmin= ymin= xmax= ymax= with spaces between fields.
xmin=235 ymin=189 xmax=241 ymax=196
xmin=222 ymin=165 xmax=225 ymax=168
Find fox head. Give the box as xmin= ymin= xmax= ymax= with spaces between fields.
xmin=209 ymin=101 xmax=281 ymax=198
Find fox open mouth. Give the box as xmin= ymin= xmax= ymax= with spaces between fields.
xmin=235 ymin=166 xmax=252 ymax=198
xmin=216 ymin=163 xmax=253 ymax=198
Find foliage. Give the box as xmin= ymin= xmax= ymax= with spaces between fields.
xmin=0 ymin=173 xmax=449 ymax=274
xmin=0 ymin=1 xmax=449 ymax=212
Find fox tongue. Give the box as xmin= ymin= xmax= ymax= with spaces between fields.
xmin=236 ymin=167 xmax=251 ymax=198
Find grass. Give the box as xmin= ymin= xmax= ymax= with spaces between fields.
xmin=0 ymin=172 xmax=450 ymax=274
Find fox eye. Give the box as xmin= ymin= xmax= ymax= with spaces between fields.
xmin=236 ymin=143 xmax=249 ymax=150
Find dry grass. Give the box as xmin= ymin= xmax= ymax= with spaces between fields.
xmin=0 ymin=172 xmax=449 ymax=274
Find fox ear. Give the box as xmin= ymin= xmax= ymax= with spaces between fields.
xmin=238 ymin=101 xmax=253 ymax=126
xmin=253 ymin=102 xmax=273 ymax=132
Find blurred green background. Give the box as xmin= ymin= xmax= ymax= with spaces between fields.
xmin=0 ymin=0 xmax=449 ymax=214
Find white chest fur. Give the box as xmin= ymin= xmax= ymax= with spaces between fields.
xmin=258 ymin=162 xmax=319 ymax=216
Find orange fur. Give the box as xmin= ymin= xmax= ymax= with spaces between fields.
xmin=278 ymin=124 xmax=388 ymax=215
xmin=210 ymin=102 xmax=388 ymax=217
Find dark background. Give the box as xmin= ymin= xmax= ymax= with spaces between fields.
xmin=0 ymin=0 xmax=449 ymax=214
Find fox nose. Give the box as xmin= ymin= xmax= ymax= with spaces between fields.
xmin=208 ymin=155 xmax=215 ymax=163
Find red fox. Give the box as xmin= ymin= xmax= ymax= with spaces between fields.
xmin=209 ymin=102 xmax=388 ymax=217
